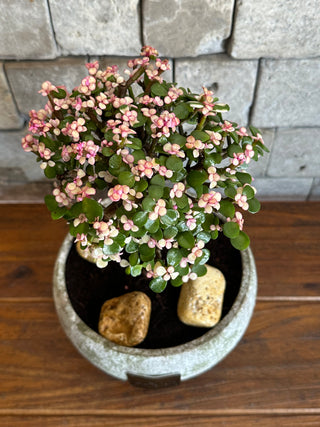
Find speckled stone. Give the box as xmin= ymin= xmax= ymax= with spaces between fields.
xmin=177 ymin=265 xmax=226 ymax=328
xmin=99 ymin=292 xmax=151 ymax=347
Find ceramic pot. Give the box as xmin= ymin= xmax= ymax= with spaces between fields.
xmin=53 ymin=233 xmax=257 ymax=388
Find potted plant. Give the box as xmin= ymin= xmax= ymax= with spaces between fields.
xmin=22 ymin=46 xmax=268 ymax=387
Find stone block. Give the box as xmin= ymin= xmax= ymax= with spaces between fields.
xmin=229 ymin=0 xmax=320 ymax=59
xmin=0 ymin=0 xmax=56 ymax=59
xmin=253 ymin=177 xmax=313 ymax=201
xmin=5 ymin=58 xmax=87 ymax=114
xmin=143 ymin=0 xmax=234 ymax=57
xmin=49 ymin=0 xmax=141 ymax=56
xmin=252 ymin=59 xmax=320 ymax=128
xmin=267 ymin=128 xmax=320 ymax=178
xmin=309 ymin=179 xmax=320 ymax=201
xmin=0 ymin=64 xmax=23 ymax=130
xmin=0 ymin=129 xmax=44 ymax=182
xmin=175 ymin=55 xmax=258 ymax=125
xmin=246 ymin=129 xmax=274 ymax=177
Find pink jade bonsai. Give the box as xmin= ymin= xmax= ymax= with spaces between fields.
xmin=22 ymin=46 xmax=268 ymax=293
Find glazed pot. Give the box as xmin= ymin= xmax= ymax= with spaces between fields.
xmin=53 ymin=233 xmax=257 ymax=388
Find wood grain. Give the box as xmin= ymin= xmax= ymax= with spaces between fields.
xmin=0 ymin=301 xmax=319 ymax=411
xmin=0 ymin=202 xmax=319 ymax=426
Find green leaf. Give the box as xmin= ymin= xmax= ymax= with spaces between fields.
xmin=230 ymin=131 xmax=239 ymax=143
xmin=151 ymin=82 xmax=168 ymax=97
xmin=177 ymin=231 xmax=195 ymax=249
xmin=82 ymin=198 xmax=103 ymax=222
xmin=175 ymin=194 xmax=189 ymax=209
xmin=219 ymin=199 xmax=235 ymax=218
xmin=102 ymin=147 xmax=114 ymax=157
xmin=195 ymin=248 xmax=210 ymax=265
xmin=103 ymin=242 xmax=121 ymax=255
xmin=43 ymin=165 xmax=56 ymax=179
xmin=248 ymin=197 xmax=261 ymax=214
xmin=242 ymin=185 xmax=255 ymax=200
xmin=164 ymin=226 xmax=178 ymax=239
xmin=127 ymin=137 xmax=142 ymax=150
xmin=173 ymin=103 xmax=192 ymax=120
xmin=129 ymin=252 xmax=139 ymax=266
xmin=236 ymin=172 xmax=252 ymax=185
xmin=187 ymin=170 xmax=208 ymax=187
xmin=139 ymin=243 xmax=155 ymax=262
xmin=203 ymin=153 xmax=222 ymax=168
xmin=132 ymin=149 xmax=145 ymax=162
xmin=144 ymin=218 xmax=160 ymax=233
xmin=142 ymin=197 xmax=156 ymax=212
xmin=249 ymin=125 xmax=261 ymax=137
xmin=227 ymin=144 xmax=242 ymax=157
xmin=148 ymin=184 xmax=164 ymax=199
xmin=167 ymin=248 xmax=183 ymax=266
xmin=160 ymin=209 xmax=179 ymax=226
xmin=223 ymin=221 xmax=240 ymax=238
xmin=118 ymin=171 xmax=135 ymax=187
xmin=191 ymin=130 xmax=210 ymax=142
xmin=133 ymin=211 xmax=148 ymax=227
xmin=230 ymin=231 xmax=250 ymax=251
xmin=125 ymin=239 xmax=139 ymax=253
xmin=196 ymin=231 xmax=211 ymax=243
xmin=166 ymin=156 xmax=183 ymax=172
xmin=109 ymin=154 xmax=122 ymax=169
xmin=131 ymin=264 xmax=143 ymax=277
xmin=168 ymin=133 xmax=186 ymax=146
xmin=50 ymin=87 xmax=67 ymax=99
xmin=134 ymin=179 xmax=148 ymax=193
xmin=170 ymin=276 xmax=183 ymax=287
xmin=191 ymin=264 xmax=207 ymax=277
xmin=150 ymin=174 xmax=165 ymax=187
xmin=44 ymin=194 xmax=58 ymax=212
xmin=225 ymin=186 xmax=237 ymax=199
xmin=149 ymin=276 xmax=167 ymax=293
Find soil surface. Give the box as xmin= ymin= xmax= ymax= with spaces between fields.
xmin=65 ymin=234 xmax=242 ymax=349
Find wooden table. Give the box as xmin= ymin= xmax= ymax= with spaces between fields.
xmin=0 ymin=202 xmax=319 ymax=426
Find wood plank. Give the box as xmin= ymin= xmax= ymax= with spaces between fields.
xmin=0 ymin=202 xmax=319 ymax=298
xmin=0 ymin=300 xmax=319 ymax=411
xmin=245 ymin=202 xmax=320 ymax=296
xmin=0 ymin=414 xmax=320 ymax=427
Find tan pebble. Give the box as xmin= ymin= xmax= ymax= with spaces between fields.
xmin=98 ymin=291 xmax=151 ymax=347
xmin=76 ymin=241 xmax=96 ymax=263
xmin=177 ymin=265 xmax=226 ymax=328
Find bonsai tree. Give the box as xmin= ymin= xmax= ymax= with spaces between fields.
xmin=22 ymin=46 xmax=268 ymax=293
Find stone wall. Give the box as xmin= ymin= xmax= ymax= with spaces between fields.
xmin=0 ymin=0 xmax=319 ymax=201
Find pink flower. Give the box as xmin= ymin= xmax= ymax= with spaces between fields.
xmin=221 ymin=121 xmax=234 ymax=132
xmin=206 ymin=130 xmax=222 ymax=146
xmin=149 ymin=199 xmax=167 ymax=220
xmin=170 ymin=183 xmax=185 ymax=198
xmin=198 ymin=191 xmax=221 ymax=213
xmin=163 ymin=142 xmax=185 ymax=158
xmin=120 ymin=215 xmax=138 ymax=232
xmin=164 ymin=86 xmax=183 ymax=104
xmin=207 ymin=166 xmax=220 ymax=188
xmin=108 ymin=184 xmax=130 ymax=202
xmin=141 ymin=45 xmax=159 ymax=58
xmin=153 ymin=164 xmax=173 ymax=178
xmin=38 ymin=81 xmax=57 ymax=96
xmin=236 ymin=127 xmax=248 ymax=137
xmin=235 ymin=189 xmax=249 ymax=211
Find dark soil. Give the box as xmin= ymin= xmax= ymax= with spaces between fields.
xmin=65 ymin=234 xmax=242 ymax=349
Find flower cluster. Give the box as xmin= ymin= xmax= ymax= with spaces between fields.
xmin=22 ymin=46 xmax=268 ymax=293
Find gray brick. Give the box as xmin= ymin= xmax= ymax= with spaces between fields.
xmin=246 ymin=129 xmax=274 ymax=177
xmin=143 ymin=0 xmax=234 ymax=57
xmin=0 ymin=64 xmax=23 ymax=130
xmin=175 ymin=55 xmax=258 ymax=125
xmin=309 ymin=179 xmax=320 ymax=201
xmin=0 ymin=129 xmax=44 ymax=182
xmin=253 ymin=177 xmax=313 ymax=201
xmin=229 ymin=0 xmax=320 ymax=59
xmin=6 ymin=58 xmax=88 ymax=114
xmin=267 ymin=128 xmax=320 ymax=178
xmin=0 ymin=0 xmax=56 ymax=59
xmin=49 ymin=0 xmax=141 ymax=56
xmin=252 ymin=59 xmax=320 ymax=128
